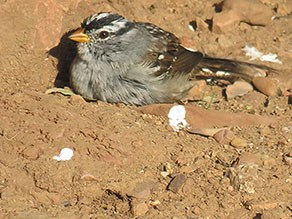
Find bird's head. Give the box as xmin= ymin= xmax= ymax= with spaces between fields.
xmin=68 ymin=12 xmax=139 ymax=58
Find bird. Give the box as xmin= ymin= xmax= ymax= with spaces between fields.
xmin=68 ymin=12 xmax=273 ymax=105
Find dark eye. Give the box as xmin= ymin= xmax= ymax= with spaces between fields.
xmin=99 ymin=31 xmax=109 ymax=39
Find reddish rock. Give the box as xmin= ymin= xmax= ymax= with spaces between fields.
xmin=34 ymin=0 xmax=68 ymax=50
xmin=137 ymin=104 xmax=276 ymax=129
xmin=187 ymin=80 xmax=210 ymax=101
xmin=223 ymin=0 xmax=274 ymax=25
xmin=213 ymin=10 xmax=241 ymax=33
xmin=226 ymin=81 xmax=253 ymax=99
xmin=213 ymin=0 xmax=274 ymax=33
xmin=180 ymin=36 xmax=195 ymax=49
xmin=242 ymin=91 xmax=267 ymax=107
xmin=252 ymin=77 xmax=281 ymax=96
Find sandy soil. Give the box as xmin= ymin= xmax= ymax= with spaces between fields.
xmin=0 ymin=0 xmax=292 ymax=218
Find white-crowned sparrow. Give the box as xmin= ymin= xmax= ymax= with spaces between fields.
xmin=69 ymin=12 xmax=272 ymax=105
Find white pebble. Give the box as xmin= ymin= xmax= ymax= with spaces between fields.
xmin=53 ymin=148 xmax=74 ymax=161
xmin=168 ymin=105 xmax=188 ymax=132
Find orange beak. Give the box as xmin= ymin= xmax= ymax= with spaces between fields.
xmin=68 ymin=28 xmax=90 ymax=43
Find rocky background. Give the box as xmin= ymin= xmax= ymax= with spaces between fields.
xmin=0 ymin=0 xmax=292 ymax=218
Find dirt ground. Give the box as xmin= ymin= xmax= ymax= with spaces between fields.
xmin=0 ymin=0 xmax=292 ymax=218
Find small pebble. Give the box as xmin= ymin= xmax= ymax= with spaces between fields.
xmin=149 ymin=200 xmax=161 ymax=206
xmin=283 ymin=154 xmax=292 ymax=166
xmin=129 ymin=182 xmax=154 ymax=199
xmin=242 ymin=91 xmax=267 ymax=107
xmin=63 ymin=200 xmax=71 ymax=207
xmin=167 ymin=174 xmax=187 ymax=193
xmin=213 ymin=10 xmax=241 ymax=33
xmin=216 ymin=152 xmax=231 ymax=165
xmin=252 ymin=77 xmax=280 ymax=96
xmin=230 ymin=137 xmax=248 ymax=148
xmin=196 ymin=17 xmax=209 ymax=30
xmin=131 ymin=201 xmax=149 ymax=217
xmin=226 ymin=81 xmax=253 ymax=99
xmin=187 ymin=80 xmax=209 ymax=101
xmin=53 ymin=148 xmax=74 ymax=161
xmin=214 ymin=129 xmax=235 ymax=144
xmin=245 ymin=201 xmax=280 ymax=211
xmin=161 ymin=171 xmax=169 ymax=178
xmin=182 ymin=178 xmax=195 ymax=195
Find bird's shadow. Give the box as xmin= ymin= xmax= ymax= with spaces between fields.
xmin=49 ymin=29 xmax=78 ymax=88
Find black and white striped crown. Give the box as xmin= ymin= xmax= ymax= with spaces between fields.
xmin=82 ymin=12 xmax=134 ymax=34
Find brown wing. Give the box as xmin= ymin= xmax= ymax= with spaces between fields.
xmin=170 ymin=47 xmax=203 ymax=74
xmin=138 ymin=22 xmax=274 ymax=83
xmin=139 ymin=22 xmax=204 ymax=79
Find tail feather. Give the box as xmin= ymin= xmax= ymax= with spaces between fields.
xmin=196 ymin=56 xmax=276 ymax=82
